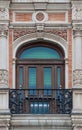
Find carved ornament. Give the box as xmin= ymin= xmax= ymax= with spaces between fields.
xmin=0 ymin=70 xmax=8 ymax=86
xmin=13 ymin=29 xmax=67 ymax=41
xmin=0 ymin=8 xmax=9 ymax=20
xmin=73 ymin=70 xmax=82 ymax=86
xmin=72 ymin=3 xmax=82 ymax=20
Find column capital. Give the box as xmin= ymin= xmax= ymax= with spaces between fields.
xmin=73 ymin=29 xmax=82 ymax=38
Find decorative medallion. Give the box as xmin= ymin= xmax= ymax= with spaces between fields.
xmin=36 ymin=12 xmax=44 ymax=21
xmin=32 ymin=11 xmax=48 ymax=22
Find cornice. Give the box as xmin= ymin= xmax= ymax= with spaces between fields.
xmin=11 ymin=114 xmax=71 ymax=127
xmin=10 ymin=22 xmax=72 ymax=29
xmin=10 ymin=3 xmax=71 ymax=11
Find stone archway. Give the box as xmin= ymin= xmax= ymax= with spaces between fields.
xmin=12 ymin=32 xmax=68 ymax=88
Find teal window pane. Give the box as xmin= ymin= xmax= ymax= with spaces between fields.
xmin=57 ymin=67 xmax=61 ymax=97
xmin=28 ymin=67 xmax=36 ymax=94
xmin=19 ymin=47 xmax=61 ymax=59
xmin=44 ymin=68 xmax=52 ymax=95
xmin=19 ymin=67 xmax=23 ymax=88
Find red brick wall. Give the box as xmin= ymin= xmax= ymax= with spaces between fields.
xmin=15 ymin=13 xmax=32 ymax=21
xmin=48 ymin=13 xmax=65 ymax=21
xmin=9 ymin=10 xmax=13 ymax=22
xmin=68 ymin=29 xmax=72 ymax=88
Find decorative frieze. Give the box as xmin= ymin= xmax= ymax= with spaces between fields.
xmin=13 ymin=29 xmax=67 ymax=41
xmin=14 ymin=29 xmax=36 ymax=41
xmin=44 ymin=29 xmax=67 ymax=40
xmin=73 ymin=70 xmax=82 ymax=87
xmin=0 ymin=70 xmax=8 ymax=86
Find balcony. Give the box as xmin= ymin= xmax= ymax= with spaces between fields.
xmin=9 ymin=89 xmax=72 ymax=114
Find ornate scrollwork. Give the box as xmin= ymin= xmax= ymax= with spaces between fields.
xmin=9 ymin=89 xmax=72 ymax=114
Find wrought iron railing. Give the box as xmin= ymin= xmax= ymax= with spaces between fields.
xmin=9 ymin=89 xmax=72 ymax=114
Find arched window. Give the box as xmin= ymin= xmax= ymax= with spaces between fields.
xmin=16 ymin=42 xmax=65 ymax=90
xmin=16 ymin=42 xmax=65 ymax=114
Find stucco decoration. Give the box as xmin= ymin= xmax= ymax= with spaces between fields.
xmin=73 ymin=70 xmax=82 ymax=86
xmin=72 ymin=3 xmax=82 ymax=20
xmin=13 ymin=32 xmax=67 ymax=59
xmin=0 ymin=8 xmax=9 ymax=20
xmin=13 ymin=29 xmax=67 ymax=41
xmin=0 ymin=70 xmax=8 ymax=86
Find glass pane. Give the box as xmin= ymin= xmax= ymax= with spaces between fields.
xmin=19 ymin=67 xmax=23 ymax=88
xmin=57 ymin=67 xmax=61 ymax=89
xmin=44 ymin=67 xmax=52 ymax=95
xmin=28 ymin=67 xmax=36 ymax=95
xmin=19 ymin=67 xmax=23 ymax=106
xmin=30 ymin=102 xmax=49 ymax=114
xmin=57 ymin=67 xmax=61 ymax=98
xmin=19 ymin=47 xmax=61 ymax=59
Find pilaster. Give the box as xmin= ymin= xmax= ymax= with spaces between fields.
xmin=72 ymin=1 xmax=82 ymax=129
xmin=0 ymin=1 xmax=10 ymax=130
xmin=73 ymin=30 xmax=82 ymax=88
xmin=0 ymin=0 xmax=9 ymax=88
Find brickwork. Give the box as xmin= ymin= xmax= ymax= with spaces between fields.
xmin=68 ymin=29 xmax=72 ymax=88
xmin=9 ymin=10 xmax=13 ymax=22
xmin=15 ymin=13 xmax=32 ymax=22
xmin=68 ymin=10 xmax=72 ymax=22
xmin=48 ymin=13 xmax=65 ymax=21
xmin=67 ymin=9 xmax=72 ymax=88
